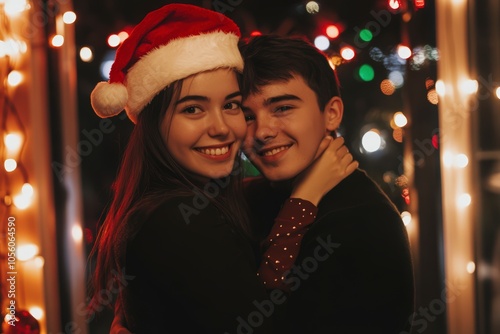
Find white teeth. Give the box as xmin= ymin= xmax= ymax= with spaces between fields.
xmin=262 ymin=146 xmax=289 ymax=156
xmin=198 ymin=146 xmax=229 ymax=156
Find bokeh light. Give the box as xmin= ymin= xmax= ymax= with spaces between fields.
xmin=107 ymin=34 xmax=121 ymax=47
xmin=13 ymin=193 xmax=32 ymax=209
xmin=29 ymin=307 xmax=44 ymax=320
xmin=466 ymin=261 xmax=475 ymax=274
xmin=4 ymin=0 xmax=28 ymax=16
xmin=388 ymin=71 xmax=404 ymax=88
xmin=454 ymin=154 xmax=469 ymax=168
xmin=4 ymin=133 xmax=22 ymax=151
xmin=326 ymin=25 xmax=340 ymax=38
xmin=51 ymin=35 xmax=64 ymax=47
xmin=62 ymin=11 xmax=76 ymax=24
xmin=340 ymin=46 xmax=355 ymax=60
xmin=389 ymin=0 xmax=401 ymax=10
xmin=79 ymin=47 xmax=93 ymax=62
xmin=359 ymin=29 xmax=373 ymax=42
xmin=72 ymin=225 xmax=83 ymax=242
xmin=314 ymin=35 xmax=330 ymax=51
xmin=118 ymin=31 xmax=130 ymax=42
xmin=393 ymin=128 xmax=403 ymax=143
xmin=393 ymin=112 xmax=408 ymax=127
xmin=100 ymin=50 xmax=116 ymax=80
xmin=427 ymin=89 xmax=439 ymax=104
xmin=442 ymin=151 xmax=453 ymax=167
xmin=457 ymin=193 xmax=472 ymax=208
xmin=7 ymin=70 xmax=23 ymax=86
xmin=358 ymin=64 xmax=374 ymax=81
xmin=361 ymin=130 xmax=382 ymax=153
xmin=306 ymin=1 xmax=320 ymax=14
xmin=4 ymin=158 xmax=17 ymax=172
xmin=401 ymin=211 xmax=412 ymax=226
xmin=380 ymin=79 xmax=396 ymax=95
xmin=397 ymin=45 xmax=412 ymax=59
xmin=369 ymin=47 xmax=385 ymax=62
xmin=33 ymin=256 xmax=45 ymax=268
xmin=425 ymin=78 xmax=435 ymax=89
xmin=435 ymin=80 xmax=446 ymax=96
xmin=460 ymin=79 xmax=478 ymax=95
xmin=432 ymin=134 xmax=439 ymax=149
xmin=17 ymin=244 xmax=39 ymax=261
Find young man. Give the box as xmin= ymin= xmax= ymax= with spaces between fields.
xmin=240 ymin=35 xmax=415 ymax=333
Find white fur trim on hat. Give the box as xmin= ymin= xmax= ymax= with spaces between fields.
xmin=90 ymin=82 xmax=129 ymax=118
xmin=124 ymin=31 xmax=243 ymax=123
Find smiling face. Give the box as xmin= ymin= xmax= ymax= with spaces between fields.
xmin=242 ymin=75 xmax=343 ymax=182
xmin=161 ymin=68 xmax=246 ymax=181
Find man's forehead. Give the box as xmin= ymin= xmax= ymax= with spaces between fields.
xmin=243 ymin=77 xmax=305 ymax=103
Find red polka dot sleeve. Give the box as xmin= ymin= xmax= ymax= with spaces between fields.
xmin=257 ymin=198 xmax=318 ymax=292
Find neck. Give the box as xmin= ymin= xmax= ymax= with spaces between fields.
xmin=269 ymin=178 xmax=294 ymax=195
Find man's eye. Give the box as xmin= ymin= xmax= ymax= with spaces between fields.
xmin=244 ymin=114 xmax=255 ymax=122
xmin=275 ymin=106 xmax=292 ymax=113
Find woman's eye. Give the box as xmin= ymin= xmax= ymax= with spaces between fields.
xmin=224 ymin=101 xmax=241 ymax=110
xmin=182 ymin=106 xmax=202 ymax=114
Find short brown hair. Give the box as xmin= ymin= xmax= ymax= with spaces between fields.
xmin=239 ymin=34 xmax=341 ymax=110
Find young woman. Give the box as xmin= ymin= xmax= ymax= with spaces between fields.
xmin=88 ymin=4 xmax=356 ymax=334
xmin=88 ymin=4 xmax=274 ymax=333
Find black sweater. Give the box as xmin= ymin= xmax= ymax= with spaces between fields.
xmin=245 ymin=169 xmax=415 ymax=334
xmin=124 ymin=198 xmax=272 ymax=334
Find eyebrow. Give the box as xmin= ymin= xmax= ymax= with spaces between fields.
xmin=263 ymin=94 xmax=302 ymax=106
xmin=175 ymin=91 xmax=241 ymax=105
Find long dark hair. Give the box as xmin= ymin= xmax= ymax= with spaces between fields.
xmin=87 ymin=75 xmax=251 ymax=313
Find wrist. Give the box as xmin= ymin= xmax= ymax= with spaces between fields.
xmin=289 ymin=189 xmax=322 ymax=206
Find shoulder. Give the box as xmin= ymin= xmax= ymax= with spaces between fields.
xmin=126 ymin=197 xmax=236 ymax=271
xmin=312 ymin=169 xmax=406 ymax=239
xmin=129 ymin=197 xmax=222 ymax=251
xmin=319 ymin=169 xmax=399 ymax=215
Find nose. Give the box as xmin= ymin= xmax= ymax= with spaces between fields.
xmin=207 ymin=110 xmax=230 ymax=138
xmin=253 ymin=114 xmax=278 ymax=144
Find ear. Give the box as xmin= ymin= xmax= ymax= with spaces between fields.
xmin=323 ymin=96 xmax=343 ymax=133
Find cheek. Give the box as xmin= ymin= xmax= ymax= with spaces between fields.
xmin=292 ymin=120 xmax=324 ymax=153
xmin=165 ymin=129 xmax=179 ymax=154
xmin=165 ymin=119 xmax=195 ymax=153
xmin=243 ymin=124 xmax=255 ymax=149
xmin=229 ymin=115 xmax=248 ymax=142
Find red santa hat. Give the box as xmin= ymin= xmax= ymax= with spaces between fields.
xmin=90 ymin=3 xmax=243 ymax=123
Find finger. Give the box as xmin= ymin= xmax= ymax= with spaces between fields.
xmin=336 ymin=145 xmax=350 ymax=157
xmin=345 ymin=160 xmax=359 ymax=176
xmin=328 ymin=136 xmax=345 ymax=151
xmin=340 ymin=152 xmax=357 ymax=170
xmin=340 ymin=151 xmax=354 ymax=164
xmin=313 ymin=135 xmax=333 ymax=160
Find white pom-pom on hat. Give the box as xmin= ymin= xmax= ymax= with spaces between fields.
xmin=90 ymin=82 xmax=128 ymax=118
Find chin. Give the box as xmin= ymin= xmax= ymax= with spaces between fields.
xmin=208 ymin=165 xmax=235 ymax=180
xmin=260 ymin=169 xmax=298 ymax=182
